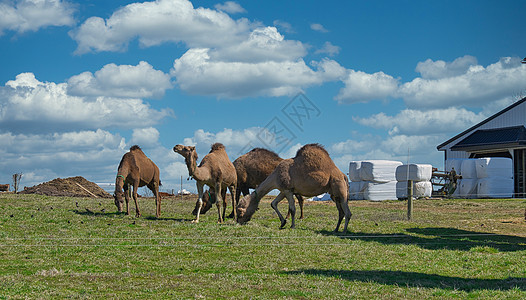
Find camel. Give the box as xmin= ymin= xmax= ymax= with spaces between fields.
xmin=173 ymin=143 xmax=237 ymax=223
xmin=194 ymin=148 xmax=305 ymax=219
xmin=191 ymin=188 xmax=216 ymax=216
xmin=114 ymin=145 xmax=161 ymax=218
xmin=237 ymin=143 xmax=351 ymax=233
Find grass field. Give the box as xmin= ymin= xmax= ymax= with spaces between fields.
xmin=0 ymin=193 xmax=525 ymax=299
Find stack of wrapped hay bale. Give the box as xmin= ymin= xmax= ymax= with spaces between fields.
xmin=395 ymin=164 xmax=433 ymax=199
xmin=446 ymin=157 xmax=513 ymax=198
xmin=349 ymin=160 xmax=402 ymax=201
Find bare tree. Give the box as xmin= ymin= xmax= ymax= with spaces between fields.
xmin=12 ymin=173 xmax=22 ymax=193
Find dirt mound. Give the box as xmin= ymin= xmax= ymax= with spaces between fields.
xmin=20 ymin=176 xmax=112 ymax=198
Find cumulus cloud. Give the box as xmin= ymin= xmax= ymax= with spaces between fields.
xmin=0 ymin=0 xmax=75 ymax=35
xmin=131 ymin=127 xmax=160 ymax=147
xmin=171 ymin=48 xmax=346 ymax=98
xmin=214 ymin=1 xmax=246 ymax=14
xmin=399 ymin=57 xmax=526 ymax=109
xmin=415 ymin=55 xmax=478 ymax=79
xmin=210 ymin=26 xmax=307 ymax=63
xmin=0 ymin=73 xmax=173 ymax=133
xmin=335 ymin=70 xmax=399 ymax=103
xmin=67 ymin=61 xmax=172 ymax=98
xmin=310 ymin=23 xmax=328 ymax=33
xmin=70 ymin=0 xmax=250 ymax=54
xmin=354 ymin=107 xmax=486 ymax=136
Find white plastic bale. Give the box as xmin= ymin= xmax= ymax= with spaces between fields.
xmin=396 ymin=181 xmax=432 ymax=198
xmin=348 ymin=161 xmax=362 ymax=182
xmin=477 ymin=177 xmax=513 ymax=198
xmin=359 ymin=160 xmax=402 ymax=183
xmin=395 ymin=164 xmax=433 ymax=182
xmin=460 ymin=159 xmax=477 ymax=179
xmin=362 ymin=181 xmax=398 ymax=201
xmin=458 ymin=178 xmax=478 ymax=198
xmin=475 ymin=157 xmax=513 ymax=179
xmin=349 ymin=181 xmax=364 ymax=200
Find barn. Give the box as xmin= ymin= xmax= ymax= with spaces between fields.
xmin=437 ymin=97 xmax=526 ymax=197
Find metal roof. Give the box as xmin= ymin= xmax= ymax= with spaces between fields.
xmin=437 ymin=97 xmax=526 ymax=150
xmin=450 ymin=125 xmax=526 ymax=151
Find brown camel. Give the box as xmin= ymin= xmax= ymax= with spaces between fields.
xmin=174 ymin=143 xmax=237 ymax=223
xmin=194 ymin=148 xmax=305 ymax=219
xmin=114 ymin=145 xmax=161 ymax=218
xmin=237 ymin=143 xmax=351 ymax=233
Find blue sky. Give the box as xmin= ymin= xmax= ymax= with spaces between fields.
xmin=1 ymin=0 xmax=525 ymax=193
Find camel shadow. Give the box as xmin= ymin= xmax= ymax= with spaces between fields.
xmin=318 ymin=227 xmax=526 ymax=252
xmin=71 ymin=209 xmax=192 ymax=222
xmin=285 ymin=269 xmax=526 ymax=291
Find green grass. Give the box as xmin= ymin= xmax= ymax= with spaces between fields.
xmin=0 ymin=193 xmax=525 ymax=299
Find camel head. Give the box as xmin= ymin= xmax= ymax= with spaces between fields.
xmin=173 ymin=144 xmax=198 ymax=171
xmin=192 ymin=190 xmax=215 ymax=216
xmin=113 ymin=191 xmax=124 ymax=212
xmin=236 ymin=192 xmax=259 ymax=225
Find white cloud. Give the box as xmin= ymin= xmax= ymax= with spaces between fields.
xmin=0 ymin=73 xmax=173 ymax=133
xmin=131 ymin=127 xmax=160 ymax=147
xmin=354 ymin=107 xmax=486 ymax=136
xmin=415 ymin=55 xmax=478 ymax=79
xmin=399 ymin=57 xmax=526 ymax=109
xmin=67 ymin=61 xmax=172 ymax=98
xmin=210 ymin=26 xmax=307 ymax=63
xmin=214 ymin=1 xmax=246 ymax=14
xmin=310 ymin=23 xmax=328 ymax=33
xmin=334 ymin=56 xmax=526 ymax=108
xmin=70 ymin=0 xmax=251 ymax=54
xmin=335 ymin=70 xmax=399 ymax=103
xmin=171 ymin=48 xmax=345 ymax=98
xmin=0 ymin=0 xmax=75 ymax=35
xmin=315 ymin=41 xmax=340 ymax=56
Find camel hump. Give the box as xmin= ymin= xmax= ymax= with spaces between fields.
xmin=210 ymin=143 xmax=225 ymax=152
xmin=249 ymin=148 xmax=280 ymax=159
xmin=295 ymin=143 xmax=329 ymax=158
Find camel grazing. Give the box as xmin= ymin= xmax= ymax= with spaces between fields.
xmin=114 ymin=145 xmax=161 ymax=218
xmin=237 ymin=143 xmax=351 ymax=233
xmin=194 ymin=148 xmax=305 ymax=219
xmin=191 ymin=188 xmax=216 ymax=216
xmin=174 ymin=143 xmax=237 ymax=223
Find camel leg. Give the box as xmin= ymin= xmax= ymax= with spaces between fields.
xmin=149 ymin=182 xmax=161 ymax=218
xmin=297 ymin=194 xmax=305 ymax=219
xmin=124 ymin=184 xmax=130 ymax=215
xmin=228 ymin=185 xmax=246 ymax=218
xmin=132 ymin=182 xmax=141 ymax=218
xmin=193 ymin=182 xmax=205 ymax=223
xmin=284 ymin=191 xmax=296 ymax=229
xmin=334 ymin=196 xmax=352 ymax=234
xmin=221 ymin=188 xmax=227 ymax=221
xmin=270 ymin=192 xmax=287 ymax=229
xmin=215 ymin=182 xmax=223 ymax=224
xmin=334 ymin=197 xmax=344 ymax=232
xmin=229 ymin=185 xmax=237 ymax=222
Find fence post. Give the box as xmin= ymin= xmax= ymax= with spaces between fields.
xmin=407 ymin=180 xmax=413 ymax=220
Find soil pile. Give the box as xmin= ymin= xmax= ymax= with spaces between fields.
xmin=20 ymin=176 xmax=112 ymax=198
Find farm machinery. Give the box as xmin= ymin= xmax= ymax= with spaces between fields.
xmin=431 ymin=168 xmax=462 ymax=197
